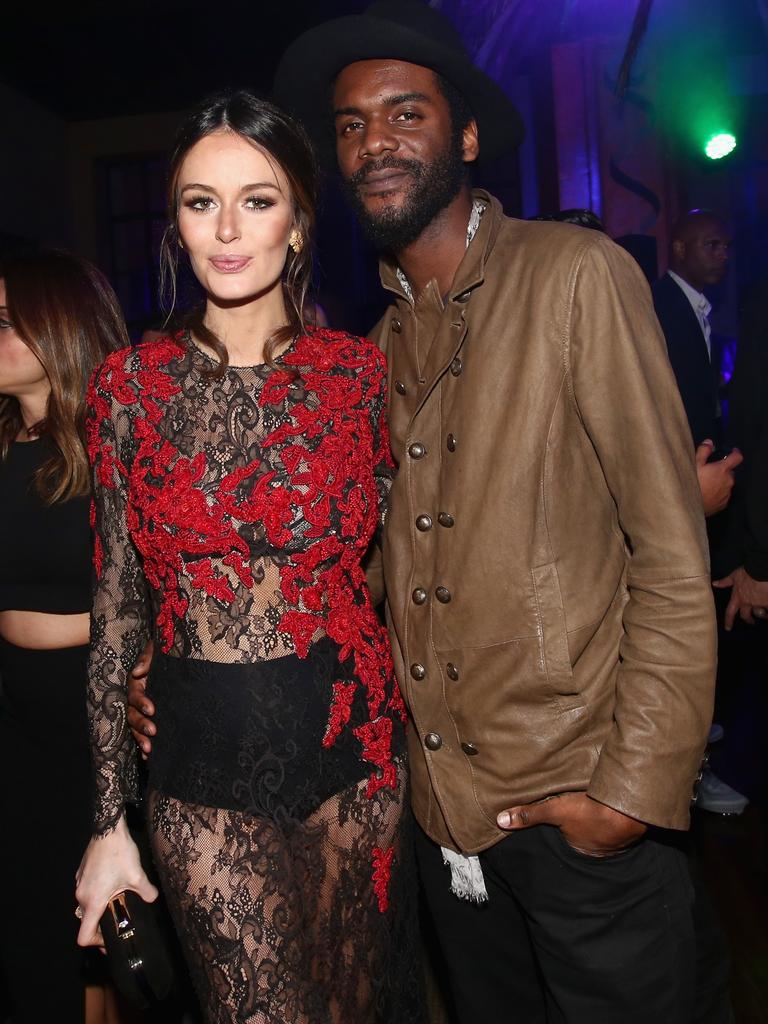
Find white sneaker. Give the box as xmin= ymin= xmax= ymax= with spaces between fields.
xmin=695 ymin=768 xmax=749 ymax=815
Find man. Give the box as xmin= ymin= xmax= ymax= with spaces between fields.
xmin=653 ymin=212 xmax=748 ymax=817
xmin=131 ymin=3 xmax=716 ymax=1019
xmin=652 ymin=211 xmax=742 ymax=520
xmin=715 ymin=276 xmax=768 ymax=626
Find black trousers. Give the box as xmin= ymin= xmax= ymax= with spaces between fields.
xmin=0 ymin=640 xmax=92 ymax=1024
xmin=416 ymin=822 xmax=696 ymax=1024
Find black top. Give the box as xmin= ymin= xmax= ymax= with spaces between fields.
xmin=0 ymin=438 xmax=92 ymax=613
xmin=651 ymin=273 xmax=720 ymax=447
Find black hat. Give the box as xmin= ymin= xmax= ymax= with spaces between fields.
xmin=273 ymin=0 xmax=525 ymax=165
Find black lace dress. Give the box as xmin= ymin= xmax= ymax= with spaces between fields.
xmin=86 ymin=329 xmax=422 ymax=1023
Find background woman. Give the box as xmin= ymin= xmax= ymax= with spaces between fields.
xmin=75 ymin=92 xmax=421 ymax=1023
xmin=0 ymin=249 xmax=128 ymax=1022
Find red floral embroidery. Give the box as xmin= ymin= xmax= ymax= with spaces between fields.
xmin=372 ymin=845 xmax=395 ymax=913
xmin=87 ymin=329 xmax=406 ymax=870
xmin=323 ymin=680 xmax=357 ymax=748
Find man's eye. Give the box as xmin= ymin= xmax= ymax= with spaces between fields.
xmin=341 ymin=121 xmax=363 ymax=135
xmin=396 ymin=110 xmax=420 ymax=122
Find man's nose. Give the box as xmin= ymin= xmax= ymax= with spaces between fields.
xmin=359 ymin=120 xmax=398 ymax=159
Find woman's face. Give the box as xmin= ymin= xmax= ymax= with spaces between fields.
xmin=177 ymin=129 xmax=296 ymax=306
xmin=0 ymin=279 xmax=49 ymax=401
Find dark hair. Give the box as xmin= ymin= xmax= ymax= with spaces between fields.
xmin=532 ymin=209 xmax=606 ymax=232
xmin=0 ymin=249 xmax=128 ymax=502
xmin=435 ymin=73 xmax=475 ymax=135
xmin=160 ymin=90 xmax=318 ymax=376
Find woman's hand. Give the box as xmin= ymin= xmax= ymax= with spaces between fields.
xmin=75 ymin=816 xmax=158 ymax=948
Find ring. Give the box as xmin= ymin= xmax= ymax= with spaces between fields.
xmin=754 ymin=607 xmax=767 ymax=619
xmin=75 ymin=906 xmax=83 ymax=920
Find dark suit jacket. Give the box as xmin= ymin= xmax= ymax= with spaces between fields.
xmin=652 ymin=273 xmax=720 ymax=447
xmin=722 ymin=279 xmax=768 ymax=579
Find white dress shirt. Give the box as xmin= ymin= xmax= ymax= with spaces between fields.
xmin=668 ymin=270 xmax=712 ymax=359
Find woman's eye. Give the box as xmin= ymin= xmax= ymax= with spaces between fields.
xmin=0 ymin=318 xmax=13 ymax=330
xmin=244 ymin=196 xmax=274 ymax=210
xmin=185 ymin=196 xmax=215 ymax=212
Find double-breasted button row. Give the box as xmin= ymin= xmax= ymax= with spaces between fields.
xmin=446 ymin=662 xmax=459 ymax=681
xmin=410 ymin=663 xmax=426 ymax=680
xmin=416 ymin=514 xmax=433 ymax=532
xmin=391 ymin=318 xmax=402 ymax=333
xmin=437 ymin=512 xmax=454 ymax=528
xmin=461 ymin=742 xmax=479 ymax=756
xmin=394 ymin=380 xmax=407 ymax=395
xmin=408 ymin=442 xmax=426 ymax=459
xmin=446 ymin=433 xmax=457 ymax=452
xmin=412 ymin=588 xmax=427 ymax=605
xmin=435 ymin=586 xmax=452 ymax=604
xmin=425 ymin=733 xmax=442 ymax=751
xmin=450 ymin=357 xmax=463 ymax=377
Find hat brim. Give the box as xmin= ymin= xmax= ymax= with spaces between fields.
xmin=273 ymin=14 xmax=525 ymax=167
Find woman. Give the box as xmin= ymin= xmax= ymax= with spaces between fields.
xmin=76 ymin=92 xmax=420 ymax=1024
xmin=0 ymin=249 xmax=128 ymax=1022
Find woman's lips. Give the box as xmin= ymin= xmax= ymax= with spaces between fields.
xmin=209 ymin=256 xmax=252 ymax=273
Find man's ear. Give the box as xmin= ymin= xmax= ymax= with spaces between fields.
xmin=671 ymin=238 xmax=686 ymax=264
xmin=462 ymin=119 xmax=480 ymax=164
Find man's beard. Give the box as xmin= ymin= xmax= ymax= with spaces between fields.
xmin=341 ymin=133 xmax=467 ymax=254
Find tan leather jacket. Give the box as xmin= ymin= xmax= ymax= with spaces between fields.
xmin=369 ymin=191 xmax=716 ymax=854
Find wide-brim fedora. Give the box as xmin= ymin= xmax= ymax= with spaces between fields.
xmin=273 ymin=0 xmax=525 ymax=166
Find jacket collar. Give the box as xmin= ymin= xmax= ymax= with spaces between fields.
xmin=378 ymin=188 xmax=504 ymax=305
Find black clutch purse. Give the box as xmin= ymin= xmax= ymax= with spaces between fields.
xmin=99 ymin=889 xmax=176 ymax=1010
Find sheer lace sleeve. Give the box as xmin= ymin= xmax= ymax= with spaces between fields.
xmin=369 ymin=350 xmax=395 ymax=530
xmin=86 ymin=355 xmax=150 ymax=835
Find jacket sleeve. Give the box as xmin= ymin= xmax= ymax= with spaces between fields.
xmin=567 ymin=237 xmax=716 ymax=829
xmin=86 ymin=361 xmax=150 ymax=835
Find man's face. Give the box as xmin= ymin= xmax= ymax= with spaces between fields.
xmin=673 ymin=218 xmax=731 ymax=291
xmin=332 ymin=59 xmax=475 ymax=253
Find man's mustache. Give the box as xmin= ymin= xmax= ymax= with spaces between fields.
xmin=347 ymin=156 xmax=422 ymax=189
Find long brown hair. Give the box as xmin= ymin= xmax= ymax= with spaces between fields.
xmin=159 ymin=90 xmax=318 ymax=377
xmin=0 ymin=249 xmax=129 ymax=503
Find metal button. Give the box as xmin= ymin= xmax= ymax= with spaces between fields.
xmin=416 ymin=514 xmax=433 ymax=532
xmin=446 ymin=663 xmax=459 ymax=681
xmin=410 ymin=663 xmax=426 ymax=680
xmin=394 ymin=380 xmax=407 ymax=395
xmin=435 ymin=586 xmax=452 ymax=603
xmin=391 ymin=318 xmax=402 ymax=333
xmin=437 ymin=512 xmax=455 ymax=528
xmin=425 ymin=733 xmax=443 ymax=751
xmin=408 ymin=442 xmax=426 ymax=460
xmin=412 ymin=588 xmax=427 ymax=605
xmin=446 ymin=433 xmax=457 ymax=452
xmin=461 ymin=742 xmax=479 ymax=756
xmin=450 ymin=357 xmax=463 ymax=377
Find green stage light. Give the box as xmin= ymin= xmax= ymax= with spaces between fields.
xmin=704 ymin=132 xmax=737 ymax=160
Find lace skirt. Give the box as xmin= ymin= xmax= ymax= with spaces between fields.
xmin=146 ymin=639 xmax=423 ymax=1024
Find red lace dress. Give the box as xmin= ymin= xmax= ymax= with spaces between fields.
xmin=86 ymin=330 xmax=421 ymax=1024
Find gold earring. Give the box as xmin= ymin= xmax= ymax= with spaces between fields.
xmin=288 ymin=230 xmax=304 ymax=254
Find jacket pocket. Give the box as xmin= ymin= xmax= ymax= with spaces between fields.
xmin=531 ymin=562 xmax=580 ymax=702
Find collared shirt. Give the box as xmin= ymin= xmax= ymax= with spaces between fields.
xmin=395 ymin=198 xmax=487 ymax=304
xmin=668 ymin=270 xmax=712 ymax=359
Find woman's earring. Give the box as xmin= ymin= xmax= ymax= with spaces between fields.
xmin=288 ymin=230 xmax=304 ymax=254
xmin=177 ymin=238 xmax=185 ymax=250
